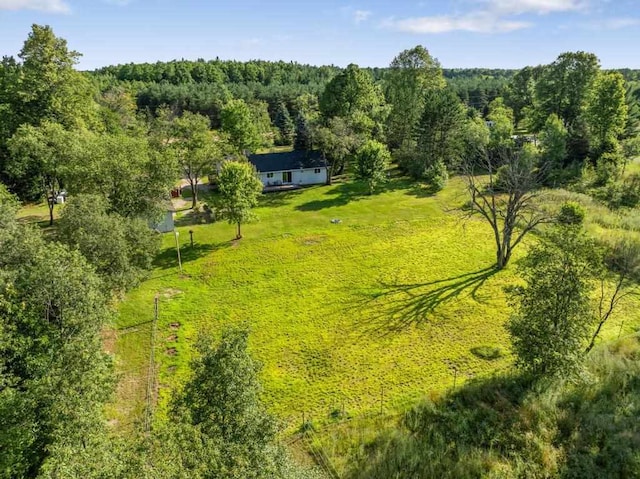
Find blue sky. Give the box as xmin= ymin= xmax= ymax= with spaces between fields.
xmin=0 ymin=0 xmax=639 ymax=70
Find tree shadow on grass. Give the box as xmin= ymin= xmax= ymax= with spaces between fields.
xmin=357 ymin=265 xmax=499 ymax=336
xmin=405 ymin=182 xmax=441 ymax=198
xmin=295 ymin=177 xmax=413 ymax=212
xmin=259 ymin=188 xmax=306 ymax=208
xmin=153 ymin=241 xmax=231 ymax=270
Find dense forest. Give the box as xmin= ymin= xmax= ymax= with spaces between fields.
xmin=1 ymin=23 xmax=640 ymax=478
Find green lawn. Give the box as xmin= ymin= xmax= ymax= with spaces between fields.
xmin=110 ymin=174 xmax=640 ymax=436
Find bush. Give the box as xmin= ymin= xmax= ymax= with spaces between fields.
xmin=608 ymin=173 xmax=640 ymax=209
xmin=594 ymin=152 xmax=623 ymax=186
xmin=470 ymin=346 xmax=503 ymax=360
xmin=557 ymin=202 xmax=586 ymax=226
xmin=423 ymin=160 xmax=449 ymax=192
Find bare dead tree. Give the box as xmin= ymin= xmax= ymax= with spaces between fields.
xmin=586 ymin=239 xmax=640 ymax=352
xmin=462 ymin=147 xmax=552 ymax=270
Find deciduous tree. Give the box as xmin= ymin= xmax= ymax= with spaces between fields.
xmin=463 ymin=148 xmax=550 ymax=270
xmin=585 ymin=71 xmax=628 ymax=157
xmin=221 ymin=99 xmax=261 ymax=153
xmin=7 ymin=121 xmax=78 ymax=225
xmin=508 ymin=222 xmax=600 ymax=377
xmin=58 ymin=194 xmax=161 ymax=293
xmin=217 ymin=160 xmax=263 ymax=239
xmin=354 ymin=140 xmax=391 ymax=194
xmin=319 ymin=64 xmax=382 ymax=120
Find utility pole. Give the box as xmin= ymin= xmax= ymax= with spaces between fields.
xmin=174 ymin=230 xmax=182 ymax=274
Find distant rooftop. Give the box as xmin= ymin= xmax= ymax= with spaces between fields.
xmin=248 ymin=150 xmax=326 ymax=173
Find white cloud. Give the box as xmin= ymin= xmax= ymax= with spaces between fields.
xmin=384 ymin=0 xmax=587 ymax=34
xmin=487 ymin=0 xmax=586 ymax=15
xmin=354 ymin=9 xmax=372 ymax=24
xmin=587 ymin=17 xmax=640 ymax=29
xmin=0 ymin=0 xmax=70 ymax=13
xmin=384 ymin=12 xmax=530 ymax=33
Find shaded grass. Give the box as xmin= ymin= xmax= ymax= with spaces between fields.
xmin=16 ymin=201 xmax=62 ymax=231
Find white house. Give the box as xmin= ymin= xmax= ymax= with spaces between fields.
xmin=248 ymin=150 xmax=328 ymax=188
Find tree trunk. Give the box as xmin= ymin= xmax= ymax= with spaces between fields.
xmin=191 ymin=184 xmax=198 ymax=209
xmin=236 ymin=222 xmax=242 ymax=239
xmin=585 ymin=323 xmax=604 ymax=353
xmin=48 ymin=199 xmax=54 ymax=226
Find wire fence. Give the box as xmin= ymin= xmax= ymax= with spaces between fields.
xmin=143 ymin=295 xmax=159 ymax=434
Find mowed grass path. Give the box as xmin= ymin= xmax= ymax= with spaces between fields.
xmin=112 ymin=176 xmax=638 ymax=431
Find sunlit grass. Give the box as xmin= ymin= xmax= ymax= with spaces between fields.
xmin=111 ymin=173 xmax=640 ymax=436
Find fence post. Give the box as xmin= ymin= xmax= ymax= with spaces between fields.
xmin=144 ymin=295 xmax=159 ymax=434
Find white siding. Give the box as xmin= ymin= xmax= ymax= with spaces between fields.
xmin=259 ymin=167 xmax=327 ymax=187
xmin=153 ymin=211 xmax=175 ymax=233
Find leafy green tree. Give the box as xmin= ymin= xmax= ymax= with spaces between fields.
xmin=0 ymin=219 xmax=114 ymax=478
xmin=585 ymin=71 xmax=628 ymax=157
xmin=539 ymin=113 xmax=569 ymax=183
xmin=144 ymin=328 xmax=322 ymax=479
xmin=508 ymin=222 xmax=600 ymax=377
xmin=319 ymin=64 xmax=382 ymax=120
xmin=0 ymin=182 xmax=18 ymax=228
xmin=160 ymin=111 xmax=220 ymax=209
xmin=249 ymin=100 xmax=276 ymax=149
xmin=623 ymin=83 xmax=640 ymax=139
xmin=15 ymin=24 xmax=97 ymax=130
xmin=74 ymin=131 xmax=178 ymax=220
xmin=58 ymin=194 xmax=161 ymax=293
xmin=217 ymin=161 xmax=263 ymax=239
xmin=504 ymin=66 xmax=537 ymax=125
xmin=354 ymin=140 xmax=391 ymax=194
xmin=221 ymin=99 xmax=261 ymax=153
xmin=97 ymin=85 xmax=143 ymax=135
xmin=7 ymin=121 xmax=78 ymax=225
xmin=274 ymin=102 xmax=295 ymax=145
xmin=533 ymin=51 xmax=600 ymax=130
xmin=314 ymin=117 xmax=364 ymax=183
xmin=385 ymin=45 xmax=445 ymax=149
xmin=486 ymin=98 xmax=515 ymax=153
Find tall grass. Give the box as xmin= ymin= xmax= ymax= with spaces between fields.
xmin=346 ymin=335 xmax=640 ymax=478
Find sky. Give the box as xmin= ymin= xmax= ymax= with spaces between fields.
xmin=0 ymin=0 xmax=639 ymax=70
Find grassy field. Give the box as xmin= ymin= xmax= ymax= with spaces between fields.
xmin=110 ymin=173 xmax=640 ymax=438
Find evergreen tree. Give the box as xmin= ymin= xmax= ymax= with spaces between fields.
xmin=274 ymin=102 xmax=295 ymax=145
xmin=294 ymin=113 xmax=313 ymax=151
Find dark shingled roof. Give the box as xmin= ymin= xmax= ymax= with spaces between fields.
xmin=248 ymin=150 xmax=327 ymax=173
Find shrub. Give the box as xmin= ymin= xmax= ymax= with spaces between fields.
xmin=594 ymin=152 xmax=623 ymax=186
xmin=423 ymin=160 xmax=449 ymax=192
xmin=557 ymin=202 xmax=586 ymax=226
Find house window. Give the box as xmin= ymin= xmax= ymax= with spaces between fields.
xmin=266 ymin=173 xmax=274 ymax=178
xmin=314 ymin=168 xmax=321 ymax=174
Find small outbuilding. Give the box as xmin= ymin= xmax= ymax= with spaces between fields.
xmin=248 ymin=150 xmax=328 ymax=188
xmin=152 ymin=202 xmax=176 ymax=233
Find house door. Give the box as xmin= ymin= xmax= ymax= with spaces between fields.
xmin=282 ymin=171 xmax=292 ymax=183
